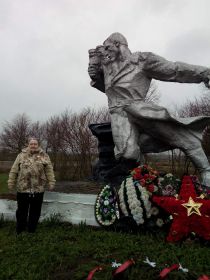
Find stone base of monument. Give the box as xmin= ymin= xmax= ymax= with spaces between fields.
xmin=0 ymin=192 xmax=98 ymax=226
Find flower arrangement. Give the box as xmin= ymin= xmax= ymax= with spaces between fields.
xmin=94 ymin=165 xmax=181 ymax=228
xmin=153 ymin=175 xmax=210 ymax=242
xmin=118 ymin=177 xmax=151 ymax=225
xmin=191 ymin=175 xmax=210 ymax=198
xmin=158 ymin=173 xmax=181 ymax=196
xmin=118 ymin=165 xmax=181 ymax=228
xmin=95 ymin=185 xmax=119 ymax=226
xmin=95 ymin=164 xmax=210 ymax=243
xmin=131 ymin=165 xmax=159 ymax=193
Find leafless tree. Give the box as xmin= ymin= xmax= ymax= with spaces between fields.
xmin=0 ymin=113 xmax=31 ymax=153
xmin=44 ymin=115 xmax=63 ymax=171
xmin=176 ymin=93 xmax=210 ymax=154
xmin=177 ymin=93 xmax=210 ymax=117
xmin=0 ymin=107 xmax=110 ymax=180
xmin=59 ymin=107 xmax=110 ymax=179
xmin=30 ymin=121 xmax=46 ymax=145
xmin=172 ymin=92 xmax=210 ymax=173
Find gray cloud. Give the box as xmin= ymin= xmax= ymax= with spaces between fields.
xmin=164 ymin=29 xmax=210 ymax=64
xmin=0 ymin=0 xmax=210 ymax=126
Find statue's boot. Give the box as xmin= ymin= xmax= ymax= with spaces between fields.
xmin=200 ymin=167 xmax=210 ymax=187
xmin=185 ymin=147 xmax=210 ymax=187
xmin=105 ymin=158 xmax=138 ymax=181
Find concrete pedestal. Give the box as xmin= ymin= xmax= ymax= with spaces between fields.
xmin=0 ymin=191 xmax=98 ymax=226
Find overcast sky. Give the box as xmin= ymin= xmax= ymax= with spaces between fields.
xmin=1 ymin=0 xmax=210 ymax=125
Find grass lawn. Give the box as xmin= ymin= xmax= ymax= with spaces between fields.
xmin=0 ymin=218 xmax=209 ymax=280
xmin=0 ymin=173 xmax=8 ymax=193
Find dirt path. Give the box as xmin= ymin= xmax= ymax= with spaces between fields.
xmin=53 ymin=180 xmax=103 ymax=194
xmin=0 ymin=180 xmax=104 ymax=200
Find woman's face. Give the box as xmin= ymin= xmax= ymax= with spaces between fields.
xmin=28 ymin=139 xmax=39 ymax=152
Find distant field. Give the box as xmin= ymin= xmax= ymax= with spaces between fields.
xmin=0 ymin=173 xmax=8 ymax=193
xmin=0 ymin=152 xmax=199 ymax=195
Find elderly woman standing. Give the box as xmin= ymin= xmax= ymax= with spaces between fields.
xmin=8 ymin=137 xmax=56 ymax=234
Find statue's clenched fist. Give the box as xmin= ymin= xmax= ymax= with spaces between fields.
xmin=88 ymin=65 xmax=98 ymax=80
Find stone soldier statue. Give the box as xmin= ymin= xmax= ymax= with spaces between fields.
xmin=88 ymin=32 xmax=210 ymax=186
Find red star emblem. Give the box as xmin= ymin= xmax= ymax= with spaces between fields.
xmin=152 ymin=176 xmax=210 ymax=242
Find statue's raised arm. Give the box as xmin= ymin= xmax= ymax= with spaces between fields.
xmin=88 ymin=32 xmax=210 ymax=187
xmin=141 ymin=51 xmax=210 ymax=88
xmin=88 ymin=47 xmax=105 ymax=93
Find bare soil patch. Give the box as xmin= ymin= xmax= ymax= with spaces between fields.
xmin=0 ymin=180 xmax=103 ymax=200
xmin=53 ymin=180 xmax=103 ymax=194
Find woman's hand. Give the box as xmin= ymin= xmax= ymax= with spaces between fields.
xmin=8 ymin=185 xmax=14 ymax=193
xmin=48 ymin=185 xmax=55 ymax=191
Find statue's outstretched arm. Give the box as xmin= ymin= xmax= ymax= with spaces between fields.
xmin=142 ymin=52 xmax=210 ymax=88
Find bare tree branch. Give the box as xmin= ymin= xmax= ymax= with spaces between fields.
xmin=0 ymin=114 xmax=31 ymax=153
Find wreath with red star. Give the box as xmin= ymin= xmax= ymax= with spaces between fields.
xmin=95 ymin=164 xmax=210 ymax=242
xmin=153 ymin=175 xmax=210 ymax=242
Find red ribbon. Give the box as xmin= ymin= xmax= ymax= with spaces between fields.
xmin=198 ymin=276 xmax=210 ymax=280
xmin=159 ymin=264 xmax=179 ymax=278
xmin=87 ymin=266 xmax=103 ymax=280
xmin=87 ymin=262 xmax=210 ymax=279
xmin=113 ymin=259 xmax=135 ymax=277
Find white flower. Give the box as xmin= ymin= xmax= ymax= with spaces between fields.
xmin=150 ymin=207 xmax=159 ymax=216
xmin=131 ymin=208 xmax=142 ymax=216
xmin=127 ymin=198 xmax=133 ymax=204
xmin=153 ymin=185 xmax=158 ymax=192
xmin=104 ymin=200 xmax=109 ymax=206
xmin=178 ymin=263 xmax=188 ymax=273
xmin=130 ymin=201 xmax=138 ymax=208
xmin=141 ymin=195 xmax=147 ymax=201
xmin=112 ymin=261 xmax=122 ymax=268
xmin=146 ymin=212 xmax=151 ymax=218
xmin=139 ymin=218 xmax=144 ymax=224
xmin=137 ymin=184 xmax=152 ymax=217
xmin=120 ymin=202 xmax=128 ymax=216
xmin=133 ymin=215 xmax=144 ymax=225
xmin=118 ymin=175 xmax=155 ymax=225
xmin=143 ymin=257 xmax=156 ymax=267
xmin=156 ymin=218 xmax=164 ymax=227
xmin=135 ymin=200 xmax=141 ymax=207
xmin=165 ymin=173 xmax=173 ymax=178
xmin=124 ymin=177 xmax=144 ymax=224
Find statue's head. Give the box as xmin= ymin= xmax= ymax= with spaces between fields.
xmin=102 ymin=32 xmax=129 ymax=64
xmin=103 ymin=32 xmax=128 ymax=47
